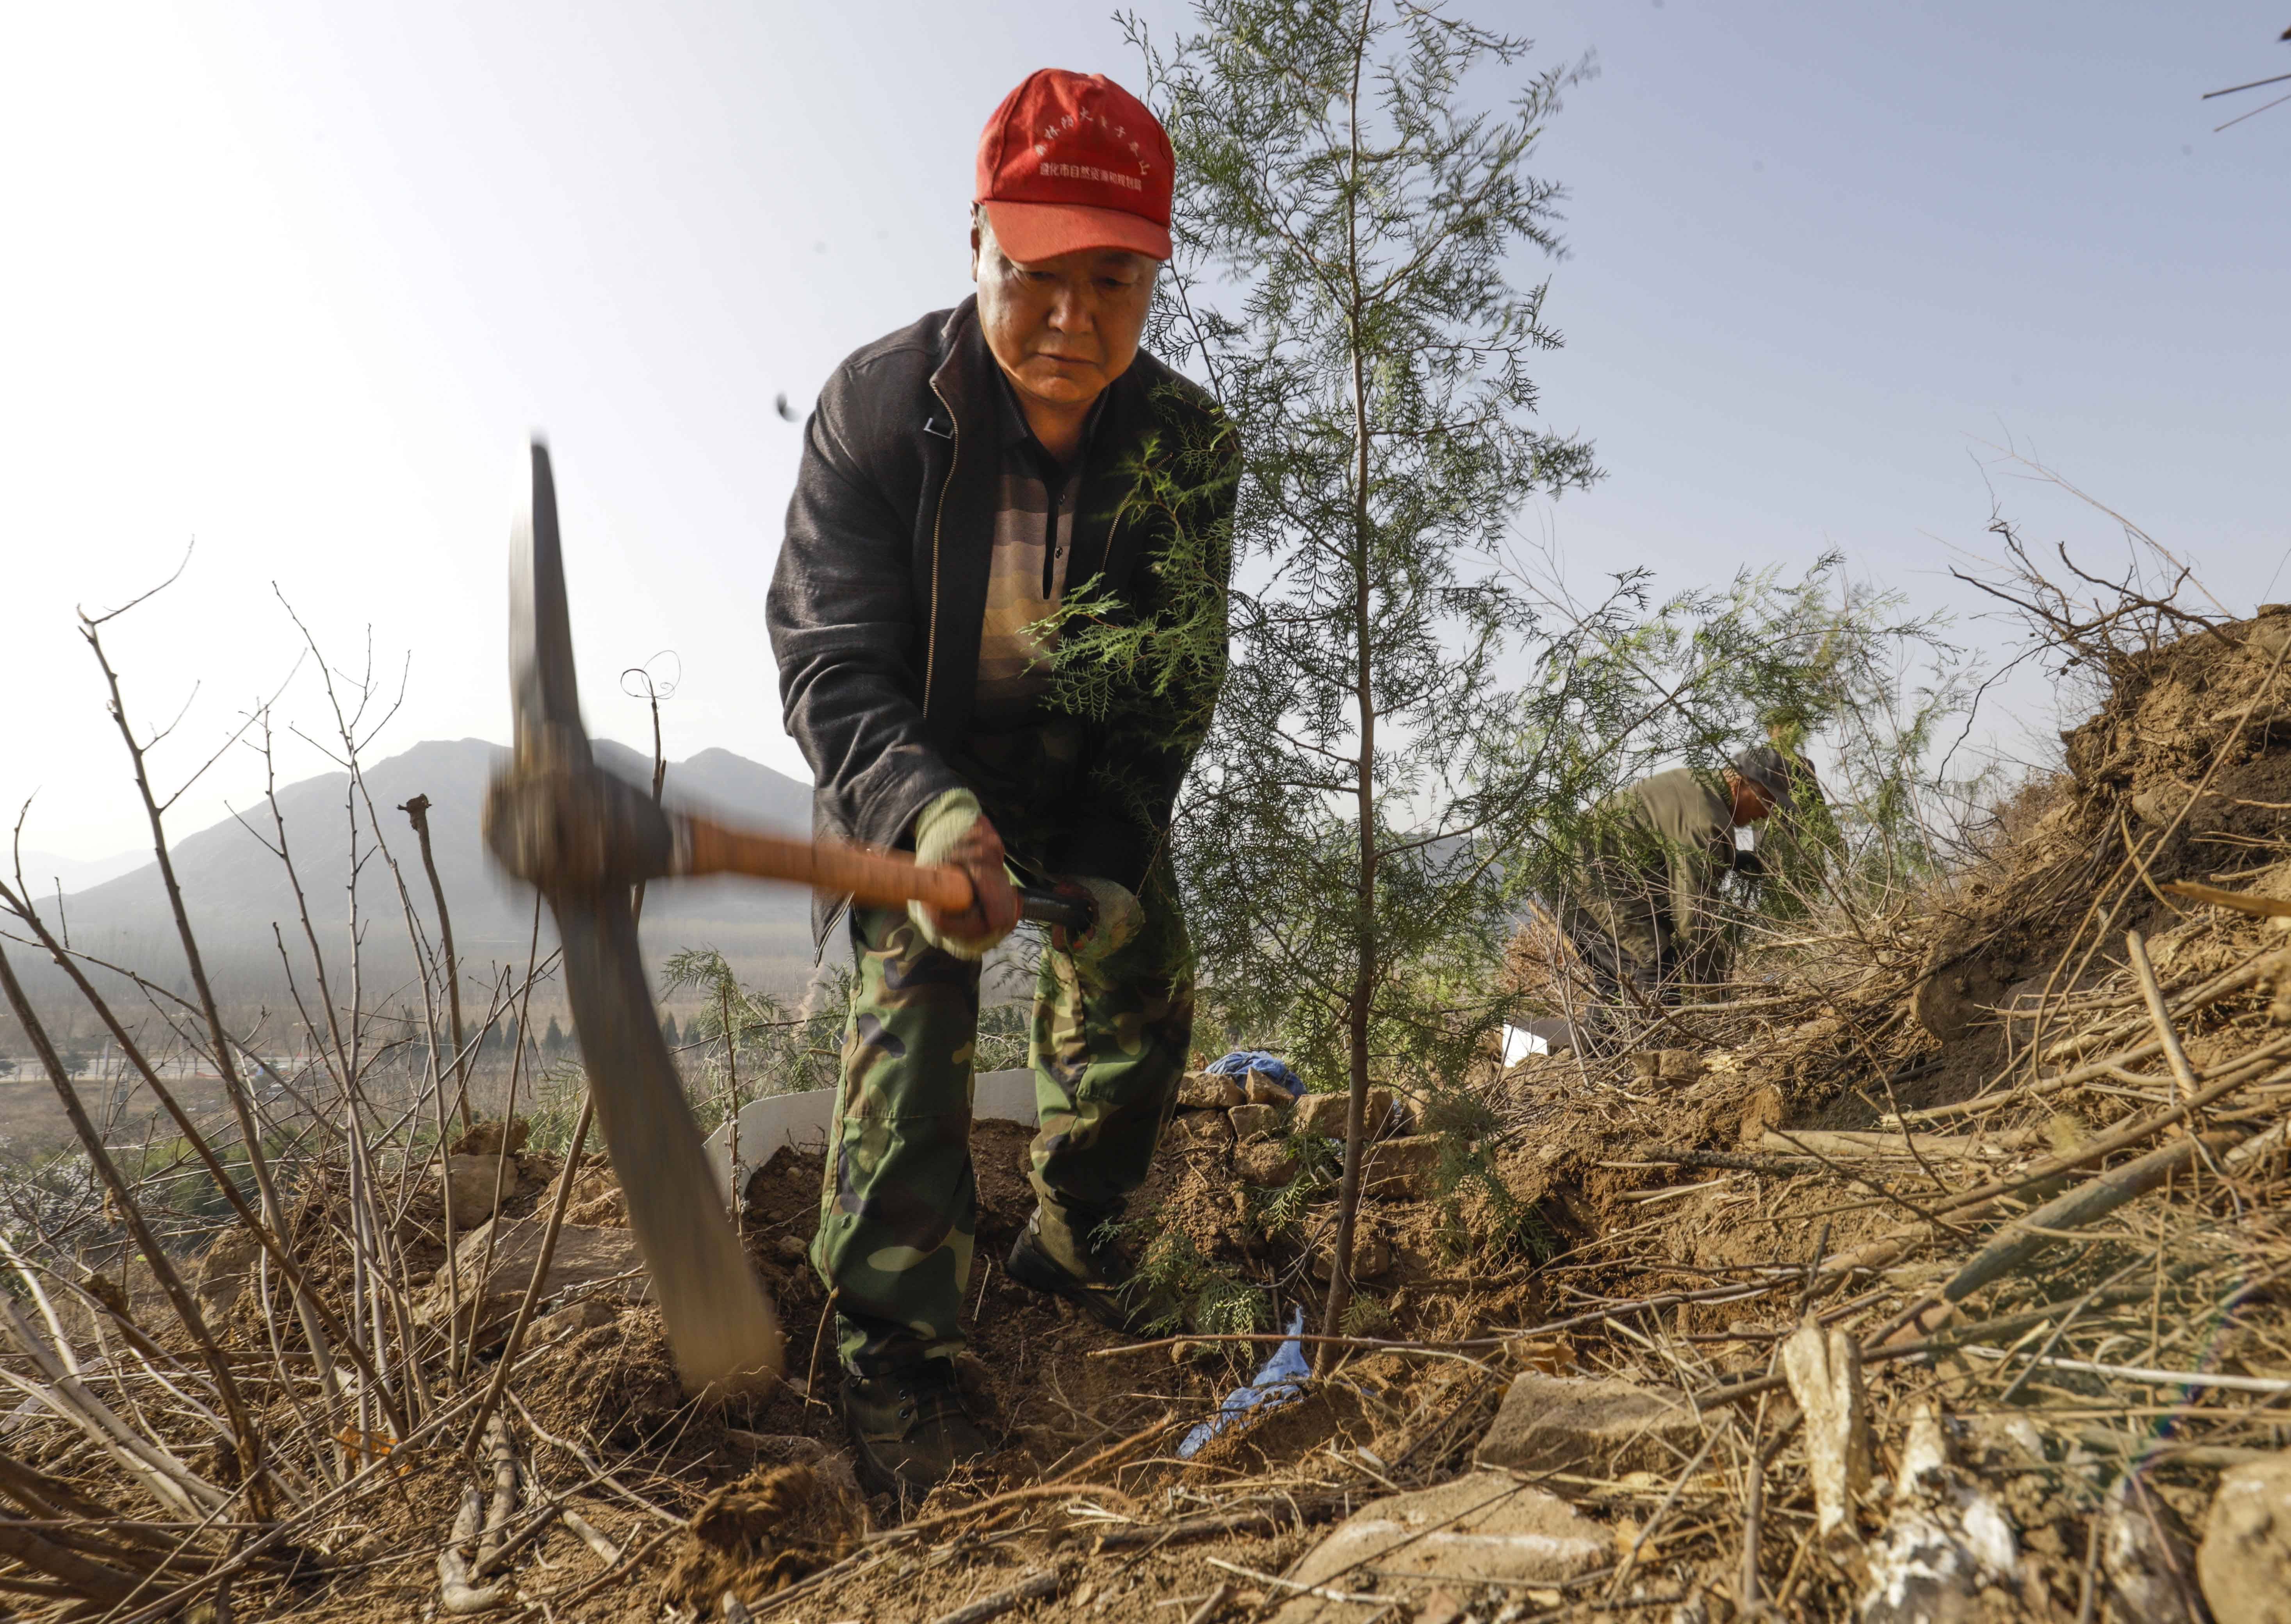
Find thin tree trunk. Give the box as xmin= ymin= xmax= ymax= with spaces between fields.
xmin=1318 ymin=3 xmax=1379 ymax=1374
xmin=629 ymin=676 xmax=670 ymax=926
xmin=461 ymin=1096 xmax=594 ymax=1456
xmin=80 ymin=622 xmax=348 ymax=1425
xmin=720 ymin=980 xmax=743 ymax=1234
xmin=401 ymin=793 xmax=472 ymax=1131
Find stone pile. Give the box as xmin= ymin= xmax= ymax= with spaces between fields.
xmin=1169 ymin=1068 xmax=1437 ymax=1194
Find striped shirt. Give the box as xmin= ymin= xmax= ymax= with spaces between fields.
xmin=973 ymin=374 xmax=1105 ymax=727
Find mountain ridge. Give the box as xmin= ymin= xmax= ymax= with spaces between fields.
xmin=22 ymin=737 xmax=823 ymax=1006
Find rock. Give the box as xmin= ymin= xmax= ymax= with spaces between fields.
xmin=1235 ymin=1140 xmax=1292 ymax=1186
xmin=1309 ymin=1227 xmax=1393 ymax=1283
xmin=1245 ymin=1070 xmax=1296 ymax=1109
xmin=1229 ymin=1103 xmax=1284 ymax=1141
xmin=194 ymin=1228 xmax=262 ymax=1316
xmin=2100 ymin=1473 xmax=2204 ymax=1624
xmin=567 ymin=1188 xmax=627 ymax=1227
xmin=1361 ymin=1134 xmax=1444 ymax=1199
xmin=1168 ymin=1111 xmax=1236 ymax=1154
xmin=1735 ymin=1084 xmax=1786 ymax=1148
xmin=1474 ymin=1373 xmax=1701 ymax=1480
xmin=1178 ymin=1072 xmax=1246 ymax=1109
xmin=416 ymin=1219 xmax=642 ymax=1341
xmin=1270 ymin=1472 xmax=1606 ymax=1622
xmin=444 ymin=1154 xmax=520 ymax=1222
xmin=773 ymin=1234 xmax=809 ymax=1262
xmin=1860 ymin=1403 xmax=2020 ymax=1624
xmin=1293 ymin=1089 xmax=1397 ymax=1140
xmin=1294 ymin=1092 xmax=1346 ymax=1137
xmin=2200 ymin=1452 xmax=2291 ymax=1624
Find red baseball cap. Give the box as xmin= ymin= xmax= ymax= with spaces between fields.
xmin=975 ymin=69 xmax=1173 ymax=263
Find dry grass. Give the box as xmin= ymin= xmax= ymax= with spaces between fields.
xmin=8 ymin=589 xmax=2291 ymax=1623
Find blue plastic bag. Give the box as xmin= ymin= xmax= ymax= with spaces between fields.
xmin=1177 ymin=1308 xmax=1311 ymax=1458
xmin=1205 ymin=1050 xmax=1304 ymax=1098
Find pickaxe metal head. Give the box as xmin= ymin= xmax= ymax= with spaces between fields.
xmin=497 ymin=440 xmax=782 ymax=1396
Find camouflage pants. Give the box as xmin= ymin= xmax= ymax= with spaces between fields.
xmin=812 ymin=874 xmax=1193 ymax=1373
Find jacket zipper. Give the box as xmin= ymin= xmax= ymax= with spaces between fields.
xmin=924 ymin=380 xmax=958 ymax=716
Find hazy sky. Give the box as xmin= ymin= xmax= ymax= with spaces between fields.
xmin=5 ymin=2 xmax=2286 ymax=866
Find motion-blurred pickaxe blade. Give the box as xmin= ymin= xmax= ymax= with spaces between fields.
xmin=508 ymin=444 xmax=590 ymax=775
xmin=503 ymin=440 xmax=783 ymax=1396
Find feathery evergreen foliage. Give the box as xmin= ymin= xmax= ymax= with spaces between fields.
xmin=1124 ymin=0 xmax=1600 ymax=1350
xmin=1109 ymin=0 xmax=1980 ymax=1351
xmin=657 ymin=947 xmax=849 ymax=1129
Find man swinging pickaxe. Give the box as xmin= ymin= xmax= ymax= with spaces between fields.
xmin=491 ymin=67 xmax=1236 ymax=1502
xmin=483 ymin=444 xmax=1089 ymax=1399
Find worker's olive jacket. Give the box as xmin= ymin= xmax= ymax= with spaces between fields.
xmin=1577 ymin=767 xmax=1742 ymax=972
xmin=765 ymin=296 xmax=1235 ymax=940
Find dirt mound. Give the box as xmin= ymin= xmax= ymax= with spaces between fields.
xmin=660 ymin=1462 xmax=864 ymax=1605
xmin=721 ymin=1112 xmax=1532 ymax=1499
xmin=1914 ymin=608 xmax=2291 ymax=1054
xmin=449 ymin=1115 xmax=531 ymax=1157
xmin=518 ymin=1300 xmax=686 ymax=1446
xmin=1410 ymin=609 xmax=2291 ymax=1618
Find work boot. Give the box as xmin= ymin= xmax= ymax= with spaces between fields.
xmin=1005 ymin=1202 xmax=1173 ymax=1335
xmin=839 ymin=1358 xmax=992 ymax=1506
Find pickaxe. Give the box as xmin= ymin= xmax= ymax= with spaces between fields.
xmin=483 ymin=441 xmax=1085 ymax=1395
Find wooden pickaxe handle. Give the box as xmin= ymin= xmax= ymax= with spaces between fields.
xmin=484 ymin=765 xmax=1096 ymax=931
xmin=675 ymin=812 xmax=1093 ymax=930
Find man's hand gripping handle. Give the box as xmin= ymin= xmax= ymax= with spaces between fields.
xmin=484 ymin=763 xmax=1091 ymax=928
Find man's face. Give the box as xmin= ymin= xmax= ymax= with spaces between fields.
xmin=971 ymin=219 xmax=1157 ymax=412
xmin=1727 ymin=772 xmax=1777 ymax=826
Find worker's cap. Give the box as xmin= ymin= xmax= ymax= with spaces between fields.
xmin=1730 ymin=746 xmax=1800 ymax=809
xmin=975 ymin=69 xmax=1174 ymax=263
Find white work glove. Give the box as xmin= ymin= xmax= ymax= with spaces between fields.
xmin=908 ymin=789 xmax=1018 ymax=960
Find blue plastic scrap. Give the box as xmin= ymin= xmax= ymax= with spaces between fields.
xmin=1206 ymin=1050 xmax=1304 ymax=1097
xmin=1176 ymin=1308 xmax=1311 ymax=1458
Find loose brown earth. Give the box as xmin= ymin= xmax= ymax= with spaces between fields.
xmin=261 ymin=1108 xmax=1529 ymax=1623
xmin=25 ymin=611 xmax=2291 ymax=1623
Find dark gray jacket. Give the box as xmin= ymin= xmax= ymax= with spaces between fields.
xmin=766 ymin=296 xmax=1235 ymax=935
